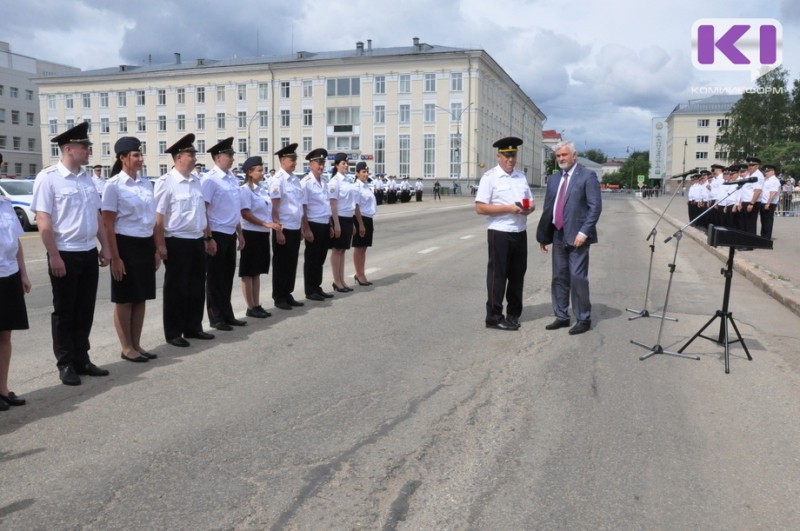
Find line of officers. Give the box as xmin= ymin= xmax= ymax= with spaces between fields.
xmin=686 ymin=157 xmax=782 ymax=240
xmin=21 ymin=122 xmax=378 ymax=388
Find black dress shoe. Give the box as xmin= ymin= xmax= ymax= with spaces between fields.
xmin=246 ymin=307 xmax=267 ymax=318
xmin=332 ymin=283 xmax=353 ymax=293
xmin=288 ymin=299 xmax=304 ymax=307
xmin=121 ymin=352 xmax=149 ymax=363
xmin=275 ymin=300 xmax=293 ymax=310
xmin=506 ymin=316 xmax=521 ymax=328
xmin=318 ymin=290 xmax=334 ymax=298
xmin=545 ymin=319 xmax=571 ymax=330
xmin=255 ymin=305 xmax=271 ymax=317
xmin=306 ymin=293 xmax=325 ymax=301
xmin=0 ymin=392 xmax=26 ymax=406
xmin=485 ymin=319 xmax=519 ymax=331
xmin=226 ymin=318 xmax=247 ymax=327
xmin=212 ymin=322 xmax=233 ymax=331
xmin=59 ymin=366 xmax=81 ymax=386
xmin=184 ymin=331 xmax=215 ymax=340
xmin=140 ymin=351 xmax=158 ymax=360
xmin=569 ymin=320 xmax=591 ymax=335
xmin=0 ymin=400 xmax=7 ymax=411
xmin=354 ymin=275 xmax=373 ymax=286
xmin=76 ymin=363 xmax=110 ymax=377
xmin=168 ymin=337 xmax=191 ymax=347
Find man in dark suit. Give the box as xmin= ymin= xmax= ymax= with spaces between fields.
xmin=536 ymin=141 xmax=602 ymax=335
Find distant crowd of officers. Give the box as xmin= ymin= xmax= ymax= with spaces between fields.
xmin=686 ymin=157 xmax=782 ymax=240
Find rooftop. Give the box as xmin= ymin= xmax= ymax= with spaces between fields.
xmin=669 ymin=94 xmax=741 ymax=115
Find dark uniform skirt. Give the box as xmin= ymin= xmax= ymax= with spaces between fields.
xmin=330 ymin=215 xmax=354 ymax=250
xmin=0 ymin=271 xmax=29 ymax=331
xmin=351 ymin=216 xmax=374 ymax=248
xmin=239 ymin=230 xmax=271 ymax=277
xmin=111 ymin=234 xmax=156 ymax=304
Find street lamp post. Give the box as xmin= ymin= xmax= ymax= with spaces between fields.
xmin=435 ymin=102 xmax=474 ymax=185
xmin=227 ymin=111 xmax=264 ymax=159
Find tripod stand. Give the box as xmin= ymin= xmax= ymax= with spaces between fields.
xmin=631 ymin=229 xmax=700 ymax=361
xmin=677 ymin=246 xmax=752 ymax=374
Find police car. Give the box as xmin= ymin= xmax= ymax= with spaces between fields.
xmin=0 ymin=178 xmax=36 ymax=230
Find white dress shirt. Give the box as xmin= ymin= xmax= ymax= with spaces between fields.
xmin=154 ymin=168 xmax=206 ymax=239
xmin=201 ymin=166 xmax=241 ymax=234
xmin=239 ymin=184 xmax=273 ymax=233
xmin=0 ymin=198 xmax=23 ymax=276
xmin=101 ymin=171 xmax=156 ymax=238
xmin=270 ymin=168 xmax=303 ymax=230
xmin=301 ymin=173 xmax=332 ymax=224
xmin=475 ymin=164 xmax=532 ymax=232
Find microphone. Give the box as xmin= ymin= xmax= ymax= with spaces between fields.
xmin=722 ymin=176 xmax=758 ymax=185
xmin=669 ymin=168 xmax=702 ymax=179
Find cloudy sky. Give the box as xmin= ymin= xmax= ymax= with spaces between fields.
xmin=3 ymin=0 xmax=798 ymax=158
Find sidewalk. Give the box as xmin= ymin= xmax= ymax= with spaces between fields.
xmin=637 ymin=193 xmax=800 ymax=318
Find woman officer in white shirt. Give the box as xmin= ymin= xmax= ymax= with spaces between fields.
xmin=328 ymin=153 xmax=363 ymax=292
xmin=352 ymin=162 xmax=377 ymax=286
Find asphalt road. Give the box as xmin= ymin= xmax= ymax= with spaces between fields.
xmin=2 ymin=194 xmax=799 ymax=530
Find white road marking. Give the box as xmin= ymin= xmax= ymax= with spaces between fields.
xmin=418 ymin=247 xmax=440 ymax=254
xmin=460 ymin=235 xmax=476 ymax=240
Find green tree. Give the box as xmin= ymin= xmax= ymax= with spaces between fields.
xmin=618 ymin=151 xmax=651 ymax=188
xmin=580 ymin=148 xmax=608 ymax=164
xmin=718 ymin=66 xmax=791 ymax=160
xmin=757 ymin=141 xmax=800 ymax=177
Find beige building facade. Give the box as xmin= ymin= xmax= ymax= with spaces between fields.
xmin=35 ymin=39 xmax=546 ymax=186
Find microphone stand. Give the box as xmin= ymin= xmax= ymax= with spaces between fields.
xmin=632 ymin=181 xmax=745 ymax=362
xmin=626 ymin=173 xmax=688 ymax=321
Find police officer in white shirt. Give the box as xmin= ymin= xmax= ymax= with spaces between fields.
xmin=415 ymin=178 xmax=424 ymax=202
xmin=154 ymin=133 xmax=216 ymax=347
xmin=373 ymin=173 xmax=384 ymax=205
xmin=387 ymin=175 xmax=397 ymax=204
xmin=202 ymin=137 xmax=246 ymax=331
xmin=301 ymin=148 xmax=334 ymax=301
xmin=739 ymin=156 xmax=763 ymax=233
xmin=270 ymin=143 xmax=305 ymax=310
xmin=475 ymin=137 xmax=535 ymax=331
xmin=31 ymin=122 xmax=112 ymax=385
xmin=91 ymin=164 xmax=106 ymax=198
xmin=759 ymin=163 xmax=781 ymax=239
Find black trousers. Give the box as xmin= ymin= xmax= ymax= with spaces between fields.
xmin=272 ymin=228 xmax=301 ymax=303
xmin=304 ymin=221 xmax=331 ymax=296
xmin=485 ymin=229 xmax=528 ymax=324
xmin=49 ymin=248 xmax=99 ymax=370
xmin=760 ymin=203 xmax=775 ymax=239
xmin=415 ymin=190 xmax=423 ymax=201
xmin=206 ymin=231 xmax=237 ymax=325
xmin=741 ymin=204 xmax=760 ymax=234
xmin=387 ymin=190 xmax=397 ymax=204
xmin=163 ymin=237 xmax=206 ymax=341
xmin=375 ymin=190 xmax=383 ymax=205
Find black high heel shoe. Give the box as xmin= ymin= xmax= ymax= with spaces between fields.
xmin=354 ymin=275 xmax=373 ymax=286
xmin=332 ymin=282 xmax=353 ymax=293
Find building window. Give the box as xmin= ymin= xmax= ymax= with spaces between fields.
xmin=134 ymin=90 xmax=144 ymax=105
xmin=83 ymin=118 xmax=91 ymax=132
xmin=238 ymin=139 xmax=247 ymax=153
xmin=326 ymin=77 xmax=361 ymax=96
xmin=399 ymin=104 xmax=410 ymax=124
xmin=237 ymin=84 xmax=246 ymax=101
xmin=119 ymin=117 xmax=128 ymax=133
xmin=696 ymin=135 xmax=709 ymax=144
xmin=177 ymin=88 xmax=185 ymax=104
xmin=26 ymin=112 xmax=35 ymax=126
xmin=374 ymin=75 xmax=386 ymax=94
xmin=66 ymin=119 xmax=75 ymax=129
xmin=715 ymin=151 xmax=729 ymax=160
xmin=280 ymin=137 xmax=290 ymax=148
xmin=14 ymin=163 xmax=22 ymax=175
xmin=697 ymin=119 xmax=709 ymax=127
xmin=118 ymin=91 xmax=127 ymax=106
xmin=137 ymin=116 xmax=146 ymax=132
xmin=159 ymin=164 xmax=168 ymax=175
xmin=259 ymin=111 xmax=268 ymax=127
xmin=25 ymin=89 xmax=34 ymax=101
xmin=216 ymin=85 xmax=226 ymax=102
xmin=374 ymin=105 xmax=385 ymax=125
xmin=696 ymin=152 xmax=708 ymax=160
xmin=177 ymin=114 xmax=185 ymax=131
xmin=280 ymin=109 xmax=290 ymax=127
xmin=102 ymin=142 xmax=111 ymax=156
xmin=327 ymin=107 xmax=360 ymax=129
xmin=158 ymin=115 xmax=167 ymax=131
xmin=11 ymin=110 xmax=19 ymax=125
xmin=302 ymin=136 xmax=312 ymax=153
xmin=399 ymin=74 xmax=411 ymax=93
xmin=374 ymin=135 xmax=385 ymax=175
xmin=258 ymin=83 xmax=269 ymax=100
xmin=99 ymin=92 xmax=108 ymax=107
xmin=140 ymin=141 xmax=148 ymax=154
xmin=326 ymin=136 xmax=360 ymax=151
xmin=423 ymin=134 xmax=435 ymax=178
xmin=451 ymin=72 xmax=463 ymax=91
xmin=10 ymin=87 xmax=19 ymax=98
xmin=450 ymin=102 xmax=462 ymax=121
xmin=424 ymin=73 xmax=436 ymax=92
xmin=280 ymin=81 xmax=290 ymax=99
xmin=100 ymin=117 xmax=110 ymax=133
xmin=50 ymin=143 xmax=59 ymax=157
xmin=13 ymin=137 xmax=21 ymax=150
xmin=197 ymin=113 xmax=205 ymax=130
xmin=47 ymin=95 xmax=56 ymax=110
xmin=424 ymin=104 xmax=436 ymax=123
xmin=717 ymin=118 xmax=729 ymax=128
xmin=238 ymin=111 xmax=247 ymax=128
xmin=217 ymin=113 xmax=226 ymax=129
xmin=157 ymin=89 xmax=166 ymax=105
xmin=196 ymin=140 xmax=205 ymax=153
xmin=302 ymin=80 xmax=312 ymax=98
xmin=0 ymin=135 xmax=6 ymax=148
xmin=399 ymin=135 xmax=410 ymax=177
xmin=29 ymin=163 xmax=37 ymax=175
xmin=0 ymin=108 xmax=4 ymax=123
xmin=49 ymin=119 xmax=58 ymax=134
xmin=259 ymin=138 xmax=269 ymax=153
xmin=196 ymin=86 xmax=205 ymax=103
xmin=302 ymin=109 xmax=312 ymax=126
xmin=28 ymin=138 xmax=36 ymax=151
xmin=450 ymin=133 xmax=461 ymax=178
xmin=66 ymin=95 xmax=74 ymax=109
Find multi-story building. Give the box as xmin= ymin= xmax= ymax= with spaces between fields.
xmin=34 ymin=38 xmax=546 ymax=186
xmin=663 ymin=94 xmax=740 ymax=179
xmin=0 ymin=41 xmax=78 ymax=177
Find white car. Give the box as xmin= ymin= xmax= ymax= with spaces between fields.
xmin=0 ymin=178 xmax=37 ymax=231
